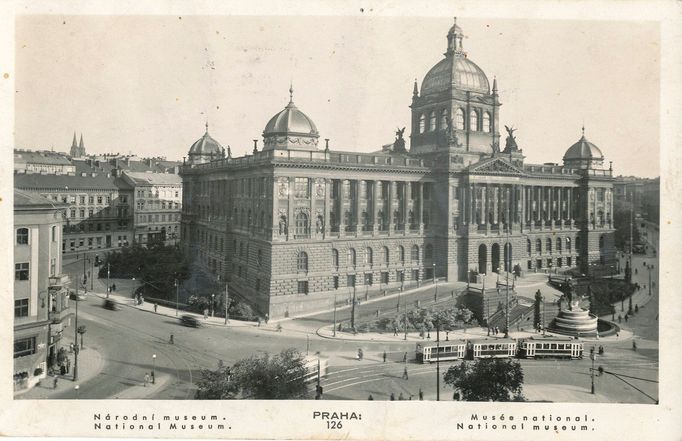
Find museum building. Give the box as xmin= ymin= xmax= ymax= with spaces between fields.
xmin=180 ymin=19 xmax=616 ymax=318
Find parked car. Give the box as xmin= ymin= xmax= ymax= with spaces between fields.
xmin=69 ymin=290 xmax=86 ymax=301
xmin=180 ymin=315 xmax=200 ymax=328
xmin=103 ymin=299 xmax=119 ymax=311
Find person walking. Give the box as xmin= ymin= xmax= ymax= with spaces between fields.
xmin=402 ymin=366 xmax=409 ymax=380
xmin=383 ymin=351 xmax=387 ymax=363
xmin=393 ymin=327 xmax=398 ymax=337
xmin=368 ymin=394 xmax=374 ymax=400
xmin=403 ymin=352 xmax=407 ymax=363
xmin=169 ymin=334 xmax=174 ymax=344
xmin=398 ymin=392 xmax=404 ymax=400
xmin=154 ymin=303 xmax=158 ymax=313
xmin=66 ymin=358 xmax=71 ymax=374
xmin=632 ymin=340 xmax=637 ymax=351
xmin=419 ymin=388 xmax=424 ymax=400
xmin=144 ymin=373 xmax=150 ymax=387
xmin=390 ymin=392 xmax=395 ymax=401
xmin=53 ymin=376 xmax=59 ymax=389
xmin=112 ymin=283 xmax=116 ymax=292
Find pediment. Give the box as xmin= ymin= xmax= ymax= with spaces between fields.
xmin=468 ymin=157 xmax=526 ymax=176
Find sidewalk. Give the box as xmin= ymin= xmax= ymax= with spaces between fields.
xmin=17 ymin=334 xmax=104 ymax=399
xmin=108 ymin=373 xmax=172 ymax=399
xmin=91 ymin=276 xmax=257 ymax=328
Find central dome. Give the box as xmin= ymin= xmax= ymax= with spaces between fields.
xmin=563 ymin=129 xmax=605 ymax=169
xmin=262 ymin=86 xmax=320 ymax=151
xmin=421 ymin=56 xmax=490 ymax=96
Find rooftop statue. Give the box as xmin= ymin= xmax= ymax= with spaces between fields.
xmin=504 ymin=125 xmax=519 ymax=152
xmin=393 ymin=127 xmax=406 ymax=152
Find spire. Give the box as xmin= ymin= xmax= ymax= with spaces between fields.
xmin=205 ymin=120 xmax=209 ymax=134
xmin=79 ymin=134 xmax=84 ymax=149
xmin=492 ymin=76 xmax=498 ymax=94
xmin=412 ymin=78 xmax=419 ymax=97
xmin=581 ymin=123 xmax=585 ymax=138
xmin=289 ymin=82 xmax=294 ymax=103
xmin=227 ymin=145 xmax=232 ymax=158
xmin=71 ymin=132 xmax=77 ymax=147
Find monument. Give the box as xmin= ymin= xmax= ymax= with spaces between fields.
xmin=550 ymin=278 xmax=599 ymax=336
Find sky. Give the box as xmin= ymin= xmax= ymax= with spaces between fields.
xmin=14 ymin=15 xmax=660 ymax=177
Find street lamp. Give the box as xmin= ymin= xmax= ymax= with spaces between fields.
xmin=648 ymin=265 xmax=652 ymax=296
xmin=106 ymin=262 xmax=110 ymax=298
xmin=211 ymin=293 xmax=215 ymax=317
xmin=432 ymin=262 xmax=437 ymax=300
xmin=174 ymin=278 xmax=179 ymax=317
xmin=152 ymin=354 xmax=156 ymax=384
xmin=590 ymin=346 xmax=597 ymax=394
xmin=73 ymin=289 xmax=80 ymax=382
xmin=74 ymin=384 xmax=80 ymax=399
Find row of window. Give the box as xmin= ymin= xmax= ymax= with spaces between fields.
xmin=527 ymin=257 xmax=573 ymax=270
xmin=326 ymin=244 xmax=433 ymax=271
xmin=50 ymin=194 xmax=116 ymax=205
xmin=136 ymin=200 xmax=180 ymax=210
xmin=138 ymin=213 xmax=180 ymax=223
xmin=16 ymin=226 xmax=58 ymax=245
xmin=137 ymin=189 xmax=179 ymax=199
xmin=418 ymin=108 xmax=492 ymax=134
xmin=527 ymin=237 xmax=573 ymax=255
xmin=330 ymin=181 xmax=433 ymax=201
xmin=68 ymin=206 xmax=127 ymax=219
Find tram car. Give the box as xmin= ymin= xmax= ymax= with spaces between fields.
xmin=416 ymin=341 xmax=467 ymax=363
xmin=468 ymin=338 xmax=517 ymax=359
xmin=518 ymin=336 xmax=584 ymax=359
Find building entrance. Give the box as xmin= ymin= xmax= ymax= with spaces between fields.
xmin=491 ymin=243 xmax=500 ymax=272
xmin=478 ymin=244 xmax=487 ymax=274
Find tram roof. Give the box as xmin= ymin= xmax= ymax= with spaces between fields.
xmin=522 ymin=336 xmax=581 ymax=342
xmin=469 ymin=338 xmax=517 ymax=345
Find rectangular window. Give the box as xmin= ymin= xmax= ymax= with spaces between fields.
xmin=347 ymin=274 xmax=356 ymax=288
xmin=79 ymin=196 xmax=85 ymax=204
xmin=89 ymin=196 xmax=94 ymax=204
xmin=412 ymin=269 xmax=419 ymax=281
xmin=14 ymin=299 xmax=29 ymax=318
xmin=88 ymin=237 xmax=93 ymax=248
xmin=97 ymin=196 xmax=103 ymax=204
xmin=14 ymin=337 xmax=36 ymax=358
xmin=79 ymin=239 xmax=84 ymax=247
xmin=50 ymin=258 xmax=56 ymax=276
xmin=567 ymin=257 xmax=572 ymax=267
xmin=333 ymin=275 xmax=339 ymax=289
xmin=88 ymin=208 xmax=94 ymax=217
xmin=16 ymin=228 xmax=29 ymax=245
xmin=294 ymin=177 xmax=310 ymax=198
xmin=106 ymin=196 xmax=111 ymax=204
xmin=527 ymin=260 xmax=532 ymax=270
xmin=70 ymin=240 xmax=75 ymax=250
xmin=297 ymin=281 xmax=309 ymax=294
xmin=536 ymin=259 xmax=542 ymax=269
xmin=364 ymin=273 xmax=373 ymax=286
xmin=70 ymin=208 xmax=76 ymax=218
xmin=381 ymin=272 xmax=389 ymax=284
xmin=15 ymin=263 xmax=29 ymax=281
xmin=69 ymin=195 xmax=76 ymax=203
xmin=79 ymin=208 xmax=85 ymax=218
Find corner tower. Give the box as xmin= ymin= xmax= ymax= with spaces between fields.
xmin=410 ymin=18 xmax=501 ymax=157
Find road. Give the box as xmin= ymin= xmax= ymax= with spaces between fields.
xmin=47 ymin=245 xmax=657 ymax=403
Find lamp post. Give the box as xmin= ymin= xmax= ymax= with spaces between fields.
xmin=432 ymin=262 xmax=437 ymax=300
xmin=90 ymin=259 xmax=94 ymax=291
xmin=350 ymin=285 xmax=357 ymax=332
xmin=82 ymin=257 xmax=89 ymax=293
xmin=648 ymin=265 xmax=652 ymax=296
xmin=211 ymin=293 xmax=215 ymax=317
xmin=73 ymin=284 xmax=79 ymax=382
xmin=106 ymin=262 xmax=110 ymax=298
xmin=152 ymin=354 xmax=156 ymax=384
xmin=590 ymin=346 xmax=597 ymax=394
xmin=306 ymin=334 xmax=310 ymax=355
xmin=224 ymin=281 xmax=229 ymax=325
xmin=174 ymin=278 xmax=179 ymax=317
xmin=504 ymin=232 xmax=511 ymax=338
xmin=333 ymin=291 xmax=337 ymax=337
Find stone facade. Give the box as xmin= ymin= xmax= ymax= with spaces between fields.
xmin=180 ymin=19 xmax=616 ymax=318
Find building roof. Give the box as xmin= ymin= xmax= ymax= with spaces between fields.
xmin=421 ymin=55 xmax=490 ymax=96
xmin=563 ymin=135 xmax=604 ymax=161
xmin=263 ymin=95 xmax=319 ymax=138
xmin=188 ymin=128 xmax=225 ymax=159
xmin=123 ymin=171 xmax=182 ymax=186
xmin=14 ymin=189 xmax=67 ymax=209
xmin=14 ymin=150 xmax=73 ymax=166
xmin=14 ymin=171 xmax=119 ymax=191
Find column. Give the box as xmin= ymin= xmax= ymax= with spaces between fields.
xmin=405 ymin=181 xmax=412 ymax=230
xmin=388 ymin=181 xmax=395 ymax=234
xmin=272 ymin=179 xmax=279 ymax=240
xmin=506 ymin=186 xmax=511 ymax=230
xmin=338 ymin=179 xmax=345 ymax=236
xmin=480 ymin=185 xmax=486 ymax=225
xmin=372 ymin=180 xmax=380 ymax=233
xmin=287 ymin=177 xmax=294 ymax=241
xmin=568 ymin=187 xmax=573 ymax=227
xmin=557 ymin=186 xmax=563 ymax=228
xmin=469 ymin=184 xmax=475 ymax=225
xmin=355 ymin=180 xmax=362 ymax=234
xmin=324 ymin=178 xmax=331 ymax=238
xmin=492 ymin=186 xmax=499 ymax=225
xmin=418 ymin=183 xmax=424 ymax=230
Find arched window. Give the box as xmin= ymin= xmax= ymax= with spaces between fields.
xmin=566 ymin=237 xmax=572 ymax=252
xmin=536 ymin=239 xmax=542 ymax=254
xmin=425 ymin=244 xmax=433 ymax=260
xmin=546 ymin=238 xmax=552 ymax=254
xmin=419 ymin=114 xmax=426 ymax=134
xmin=469 ymin=110 xmax=479 ymax=131
xmin=295 ymin=212 xmax=309 ymax=236
xmin=557 ymin=237 xmax=562 ymax=253
xmin=297 ymin=251 xmax=308 ymax=272
xmin=483 ymin=112 xmax=491 ymax=133
xmin=348 ymin=248 xmax=356 ymax=267
xmin=398 ymin=245 xmax=405 ymax=264
xmin=332 ymin=249 xmax=339 ymax=269
xmin=455 ymin=108 xmax=465 ymax=130
xmin=440 ymin=109 xmax=448 ymax=129
xmin=527 ymin=239 xmax=532 ymax=254
xmin=16 ymin=228 xmax=29 ymax=245
xmin=365 ymin=248 xmax=373 ymax=266
xmin=383 ymin=246 xmax=390 ymax=265
xmin=411 ymin=245 xmax=420 ymax=262
xmin=429 ymin=111 xmax=436 ymax=131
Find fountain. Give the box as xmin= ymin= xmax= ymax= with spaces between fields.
xmin=549 ymin=278 xmax=598 ymax=336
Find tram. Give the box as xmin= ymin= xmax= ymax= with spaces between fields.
xmin=415 ymin=341 xmax=467 ymax=363
xmin=469 ymin=338 xmax=517 ymax=359
xmin=518 ymin=336 xmax=583 ymax=359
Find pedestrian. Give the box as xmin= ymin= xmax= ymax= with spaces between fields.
xmin=53 ymin=376 xmax=59 ymax=389
xmin=487 ymin=327 xmax=490 ymax=336
xmin=151 ymin=371 xmax=155 ymax=383
xmin=169 ymin=334 xmax=174 ymax=344
xmin=399 ymin=392 xmax=404 ymax=400
xmin=625 ymin=314 xmax=628 ymax=323
xmin=635 ymin=304 xmax=639 ymax=313
xmin=393 ymin=327 xmax=398 ymax=336
xmin=257 ymin=317 xmax=261 ymax=327
xmin=453 ymin=391 xmax=460 ymax=401
xmin=383 ymin=351 xmax=387 ymax=363
xmin=265 ymin=313 xmax=269 ymax=324
xmin=419 ymin=388 xmax=423 ymax=400
xmin=616 ymin=332 xmax=619 ymax=338
xmin=357 ymin=348 xmax=363 ymax=360
xmin=66 ymin=358 xmax=71 ymax=374
xmin=402 ymin=367 xmax=409 ymax=380
xmin=69 ymin=342 xmax=74 ymax=353
xmin=390 ymin=393 xmax=395 ymax=401
xmin=204 ymin=308 xmax=208 ymax=319
xmin=403 ymin=352 xmax=407 ymax=363
xmin=632 ymin=340 xmax=637 ymax=351
xmin=376 ymin=309 xmax=380 ymax=318
xmin=618 ymin=315 xmax=622 ymax=323
xmin=154 ymin=303 xmax=158 ymax=313
xmin=112 ymin=283 xmax=116 ymax=292
xmin=368 ymin=394 xmax=374 ymax=400
xmin=144 ymin=373 xmax=150 ymax=387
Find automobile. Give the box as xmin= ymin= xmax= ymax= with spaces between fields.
xmin=103 ymin=299 xmax=119 ymax=311
xmin=69 ymin=290 xmax=86 ymax=301
xmin=180 ymin=315 xmax=200 ymax=328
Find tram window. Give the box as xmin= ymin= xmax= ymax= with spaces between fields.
xmin=551 ymin=344 xmax=557 ymax=349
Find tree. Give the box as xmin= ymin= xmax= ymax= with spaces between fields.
xmin=444 ymin=358 xmax=525 ymax=401
xmin=232 ymin=348 xmax=309 ymax=399
xmin=195 ymin=365 xmax=239 ymax=399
